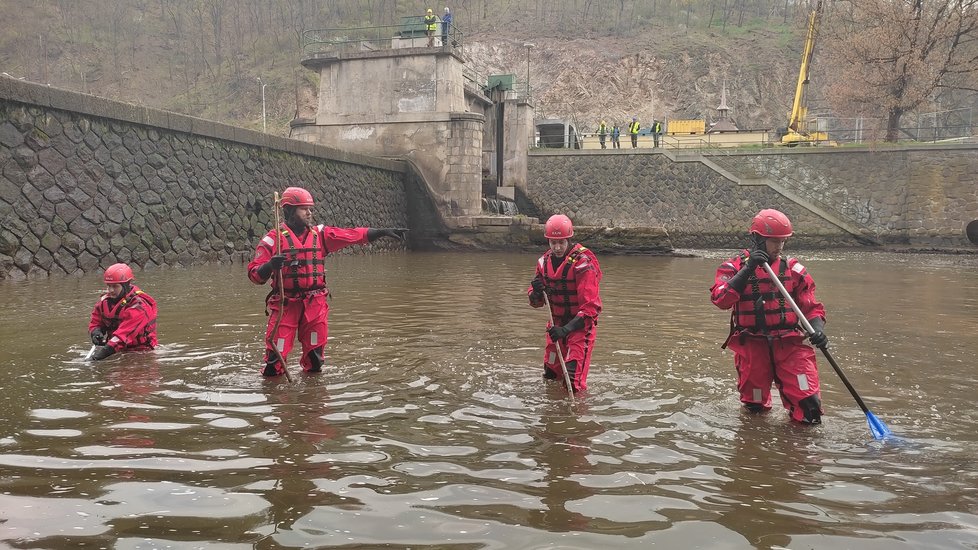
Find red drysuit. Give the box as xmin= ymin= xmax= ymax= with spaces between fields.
xmin=248 ymin=223 xmax=369 ymax=374
xmin=711 ymin=251 xmax=826 ymax=422
xmin=528 ymin=243 xmax=603 ymax=392
xmin=89 ymin=286 xmax=158 ymax=352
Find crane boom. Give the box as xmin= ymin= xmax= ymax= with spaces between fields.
xmin=782 ymin=0 xmax=830 ymax=146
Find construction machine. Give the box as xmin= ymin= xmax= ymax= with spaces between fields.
xmin=780 ymin=0 xmax=831 ymax=146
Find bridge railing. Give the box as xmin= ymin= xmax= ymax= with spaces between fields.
xmin=302 ymin=20 xmax=464 ymax=58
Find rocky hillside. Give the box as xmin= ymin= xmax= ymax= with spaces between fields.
xmin=0 ymin=1 xmax=814 ymax=136
xmin=463 ymin=28 xmax=802 ymax=133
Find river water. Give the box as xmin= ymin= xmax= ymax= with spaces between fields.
xmin=1 ymin=250 xmax=977 ymax=549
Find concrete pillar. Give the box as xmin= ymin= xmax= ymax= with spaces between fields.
xmin=500 ymin=98 xmax=534 ymax=194
xmin=295 ymin=47 xmax=486 ymax=217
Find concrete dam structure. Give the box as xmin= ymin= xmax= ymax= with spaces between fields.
xmin=2 ymin=42 xmax=976 ymax=280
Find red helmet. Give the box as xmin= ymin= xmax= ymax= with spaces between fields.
xmin=544 ymin=214 xmax=574 ymax=239
xmin=104 ymin=263 xmax=134 ymax=284
xmin=750 ymin=209 xmax=793 ymax=238
xmin=280 ymin=186 xmax=314 ymax=207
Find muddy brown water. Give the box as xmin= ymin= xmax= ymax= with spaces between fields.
xmin=1 ymin=250 xmax=976 ymax=549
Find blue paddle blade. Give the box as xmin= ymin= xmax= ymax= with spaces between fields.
xmin=866 ymin=411 xmax=891 ymax=440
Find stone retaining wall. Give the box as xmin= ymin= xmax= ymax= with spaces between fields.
xmin=0 ymin=78 xmax=411 ymax=280
xmin=527 ymin=147 xmax=978 ymax=249
xmin=5 ymin=77 xmax=976 ymax=282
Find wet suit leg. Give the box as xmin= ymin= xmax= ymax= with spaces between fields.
xmin=263 ymin=298 xmax=300 ymax=377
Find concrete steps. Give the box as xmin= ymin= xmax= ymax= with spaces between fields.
xmin=662 ymin=148 xmax=880 ymax=246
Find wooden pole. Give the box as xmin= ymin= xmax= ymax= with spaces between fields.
xmin=268 ymin=192 xmax=294 ymax=383
xmin=542 ymin=292 xmax=575 ymax=402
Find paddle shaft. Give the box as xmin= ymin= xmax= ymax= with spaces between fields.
xmin=761 ymin=262 xmax=870 ymax=414
xmin=542 ymin=292 xmax=575 ymax=401
xmin=269 ymin=192 xmax=294 ymax=383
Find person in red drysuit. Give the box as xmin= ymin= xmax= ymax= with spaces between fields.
xmin=247 ymin=186 xmax=408 ymax=377
xmin=88 ymin=262 xmax=158 ymax=361
xmin=527 ymin=214 xmax=603 ymax=393
xmin=710 ymin=208 xmax=828 ymax=424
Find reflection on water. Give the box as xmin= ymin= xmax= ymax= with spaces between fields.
xmin=1 ymin=251 xmax=977 ymax=549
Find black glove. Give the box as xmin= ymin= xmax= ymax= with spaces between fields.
xmin=367 ymin=228 xmax=409 ymax=242
xmin=808 ymin=317 xmax=829 ymax=349
xmin=256 ymin=254 xmax=287 ymax=279
xmin=548 ymin=325 xmax=571 ymax=340
xmin=90 ymin=328 xmax=106 ymax=346
xmin=531 ymin=278 xmax=547 ymax=294
xmin=747 ymin=247 xmax=770 ymax=269
xmin=91 ymin=345 xmax=115 ymax=361
xmin=268 ymin=254 xmax=286 ymax=270
xmin=548 ymin=316 xmax=584 ymax=340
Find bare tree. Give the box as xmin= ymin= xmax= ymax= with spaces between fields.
xmin=822 ymin=0 xmax=978 ymax=141
xmin=208 ymin=0 xmax=227 ymax=77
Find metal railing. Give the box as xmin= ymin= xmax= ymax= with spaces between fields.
xmin=815 ymin=111 xmax=975 ymax=144
xmin=302 ymin=20 xmax=464 ymax=58
xmin=567 ymin=114 xmax=975 ymax=149
xmin=687 ymin=138 xmax=879 ymax=242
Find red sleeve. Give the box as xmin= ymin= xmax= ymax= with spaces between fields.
xmin=320 ymin=226 xmax=369 ymax=253
xmin=88 ymin=298 xmax=106 ymax=333
xmin=710 ymin=252 xmax=747 ymax=310
xmin=787 ymin=259 xmax=826 ymax=323
xmin=528 ymin=256 xmax=545 ymax=308
xmin=107 ymin=294 xmax=157 ymax=351
xmin=247 ymin=228 xmax=278 ymax=285
xmin=573 ymin=253 xmax=602 ymax=320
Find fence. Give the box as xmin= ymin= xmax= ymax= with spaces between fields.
xmin=816 ymin=108 xmax=975 ymax=144
xmin=302 ymin=19 xmax=464 ymax=58
xmin=564 ymin=112 xmax=975 ymax=150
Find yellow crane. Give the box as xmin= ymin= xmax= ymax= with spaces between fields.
xmin=781 ymin=0 xmax=831 ymax=146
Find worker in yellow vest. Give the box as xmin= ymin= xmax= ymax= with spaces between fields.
xmin=628 ymin=117 xmax=640 ymax=148
xmin=652 ymin=120 xmax=663 ymax=148
xmin=424 ymin=8 xmax=438 ymax=47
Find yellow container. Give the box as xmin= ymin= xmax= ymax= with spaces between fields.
xmin=666 ymin=119 xmax=706 ymax=135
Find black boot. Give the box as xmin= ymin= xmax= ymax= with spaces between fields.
xmin=306 ymin=348 xmax=324 ymax=373
xmin=262 ymin=361 xmax=282 ymax=377
xmin=798 ymin=395 xmax=823 ymax=424
xmin=743 ymin=402 xmax=768 ymax=413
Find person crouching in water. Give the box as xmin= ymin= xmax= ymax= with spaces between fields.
xmin=88 ymin=263 xmax=158 ymax=361
xmin=527 ymin=214 xmax=603 ymax=393
xmin=710 ymin=208 xmax=828 ymax=424
xmin=247 ymin=186 xmax=408 ymax=377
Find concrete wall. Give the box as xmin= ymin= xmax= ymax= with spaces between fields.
xmin=0 ymin=78 xmax=411 ymax=280
xmin=734 ymin=147 xmax=978 ymax=247
xmin=527 ymin=148 xmax=978 ymax=249
xmin=501 ymin=98 xmax=534 ymax=192
xmin=293 ymin=48 xmax=485 ymax=217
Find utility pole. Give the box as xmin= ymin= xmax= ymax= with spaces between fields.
xmin=523 ymin=43 xmax=535 ymax=100
xmin=257 ymin=76 xmax=267 ymax=133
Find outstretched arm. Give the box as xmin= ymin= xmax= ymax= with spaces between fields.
xmin=367 ymin=228 xmax=410 ymax=242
